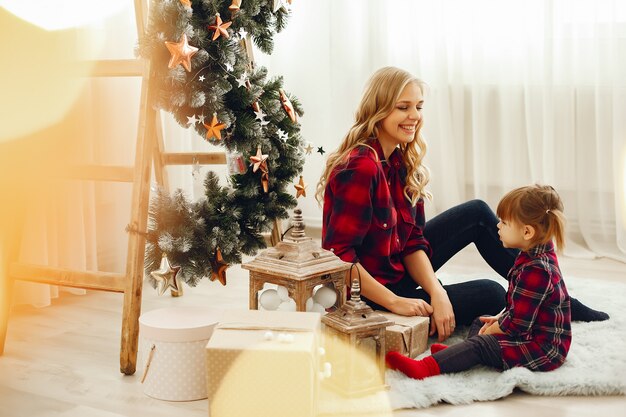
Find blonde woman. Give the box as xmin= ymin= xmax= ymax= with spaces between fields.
xmin=317 ymin=67 xmax=607 ymax=342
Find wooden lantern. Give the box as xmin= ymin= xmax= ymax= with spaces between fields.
xmin=321 ymin=267 xmax=393 ymax=396
xmin=242 ymin=209 xmax=350 ymax=312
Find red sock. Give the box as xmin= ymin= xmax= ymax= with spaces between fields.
xmin=430 ymin=343 xmax=448 ymax=354
xmin=385 ymin=351 xmax=441 ymax=380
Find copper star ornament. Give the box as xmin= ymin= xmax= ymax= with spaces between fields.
xmin=204 ymin=113 xmax=226 ymax=140
xmin=273 ymin=0 xmax=288 ymax=13
xmin=279 ymin=89 xmax=297 ymax=123
xmin=304 ymin=142 xmax=314 ymax=155
xmin=209 ymin=248 xmax=229 ymax=286
xmin=164 ymin=34 xmax=199 ymax=72
xmin=150 ymin=254 xmax=181 ymax=296
xmin=208 ymin=13 xmax=233 ymax=41
xmin=249 ymin=146 xmax=269 ymax=173
xmin=261 ymin=171 xmax=269 ymax=193
xmin=229 ymin=0 xmax=242 ymax=12
xmin=294 ymin=175 xmax=307 ymax=198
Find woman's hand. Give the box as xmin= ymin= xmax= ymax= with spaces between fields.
xmin=389 ymin=296 xmax=433 ymax=317
xmin=429 ymin=290 xmax=456 ymax=342
xmin=478 ymin=315 xmax=500 ymax=335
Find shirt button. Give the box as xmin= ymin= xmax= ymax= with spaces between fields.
xmin=330 ymin=248 xmax=335 ymax=252
xmin=383 ymin=223 xmax=387 ymax=228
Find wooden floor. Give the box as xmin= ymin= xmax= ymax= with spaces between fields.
xmin=1 ymin=245 xmax=624 ymax=417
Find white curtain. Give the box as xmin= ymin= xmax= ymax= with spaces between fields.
xmin=258 ymin=0 xmax=626 ymax=262
xmin=13 ymin=0 xmax=625 ymax=308
xmin=10 ymin=5 xmax=141 ymax=306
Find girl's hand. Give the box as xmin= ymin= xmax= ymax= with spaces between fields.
xmin=478 ymin=315 xmax=499 ymax=335
xmin=483 ymin=321 xmax=505 ymax=335
xmin=389 ymin=296 xmax=434 ymax=317
xmin=429 ymin=291 xmax=456 ymax=342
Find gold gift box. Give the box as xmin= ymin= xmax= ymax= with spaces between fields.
xmin=206 ymin=310 xmax=321 ymax=417
xmin=377 ymin=312 xmax=429 ymax=358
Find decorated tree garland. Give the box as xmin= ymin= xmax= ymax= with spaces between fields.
xmin=138 ymin=0 xmax=305 ymax=289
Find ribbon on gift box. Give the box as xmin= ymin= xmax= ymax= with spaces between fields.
xmin=216 ymin=322 xmax=313 ymax=332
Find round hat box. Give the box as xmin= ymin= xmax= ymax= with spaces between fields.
xmin=139 ymin=306 xmax=222 ymax=401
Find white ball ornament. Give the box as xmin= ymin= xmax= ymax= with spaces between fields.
xmin=311 ymin=302 xmax=326 ymax=314
xmin=277 ymin=298 xmax=297 ymax=311
xmin=259 ymin=289 xmax=281 ymax=310
xmin=313 ymin=286 xmax=337 ymax=309
xmin=277 ymin=285 xmax=290 ymax=301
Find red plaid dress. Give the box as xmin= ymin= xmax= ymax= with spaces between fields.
xmin=322 ymin=139 xmax=431 ymax=286
xmin=495 ymin=242 xmax=572 ymax=371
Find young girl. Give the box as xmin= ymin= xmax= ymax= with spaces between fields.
xmin=317 ymin=66 xmax=606 ymax=344
xmin=386 ymin=184 xmax=572 ymax=378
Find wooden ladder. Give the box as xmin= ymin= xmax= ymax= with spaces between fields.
xmin=0 ymin=0 xmax=283 ymax=375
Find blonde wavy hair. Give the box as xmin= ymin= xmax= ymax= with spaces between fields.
xmin=315 ymin=66 xmax=431 ymax=206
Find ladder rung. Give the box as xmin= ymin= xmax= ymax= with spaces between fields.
xmin=10 ymin=263 xmax=126 ymax=293
xmin=75 ymin=59 xmax=144 ymax=77
xmin=161 ymin=152 xmax=227 ymax=165
xmin=60 ymin=165 xmax=135 ymax=182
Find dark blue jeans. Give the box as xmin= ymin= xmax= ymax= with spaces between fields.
xmin=366 ymin=199 xmax=600 ymax=324
xmin=365 ymin=199 xmax=511 ymax=325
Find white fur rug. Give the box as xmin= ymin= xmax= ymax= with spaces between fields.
xmin=320 ymin=274 xmax=626 ymax=413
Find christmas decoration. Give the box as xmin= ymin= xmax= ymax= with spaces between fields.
xmin=180 ymin=0 xmax=192 ymax=7
xmin=150 ymin=254 xmax=182 ymax=296
xmin=279 ymin=89 xmax=297 ymax=123
xmin=226 ymin=150 xmax=247 ymax=175
xmin=229 ymin=0 xmax=242 ymax=13
xmin=165 ymin=34 xmax=199 ymax=73
xmin=294 ymin=175 xmax=306 ymax=198
xmin=186 ymin=114 xmax=198 ymax=126
xmin=322 ymin=265 xmax=393 ymax=395
xmin=304 ymin=142 xmax=314 ymax=155
xmin=207 ymin=13 xmax=232 ymax=41
xmin=204 ymin=113 xmax=226 ymax=140
xmin=139 ymin=0 xmax=305 ymax=287
xmin=277 ymin=129 xmax=288 ymax=142
xmin=273 ymin=0 xmax=289 ymax=13
xmin=317 ymin=146 xmax=326 ymax=155
xmin=249 ymin=145 xmax=268 ymax=173
xmin=209 ymin=248 xmax=229 ymax=286
xmin=244 ymin=208 xmax=350 ymax=312
xmin=261 ymin=171 xmax=269 ymax=193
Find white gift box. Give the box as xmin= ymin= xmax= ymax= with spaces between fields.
xmin=139 ymin=306 xmax=222 ymax=401
xmin=206 ymin=309 xmax=323 ymax=417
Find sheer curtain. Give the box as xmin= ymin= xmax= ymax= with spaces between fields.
xmin=10 ymin=5 xmax=141 ymax=306
xmin=259 ymin=0 xmax=626 ymax=262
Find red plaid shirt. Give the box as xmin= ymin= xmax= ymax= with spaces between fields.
xmin=495 ymin=242 xmax=572 ymax=371
xmin=322 ymin=139 xmax=431 ymax=286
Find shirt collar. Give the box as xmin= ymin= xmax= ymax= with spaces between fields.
xmin=369 ymin=138 xmax=403 ymax=169
xmin=526 ymin=241 xmax=555 ymax=257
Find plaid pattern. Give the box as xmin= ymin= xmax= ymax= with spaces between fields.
xmin=495 ymin=242 xmax=572 ymax=371
xmin=322 ymin=139 xmax=431 ymax=286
